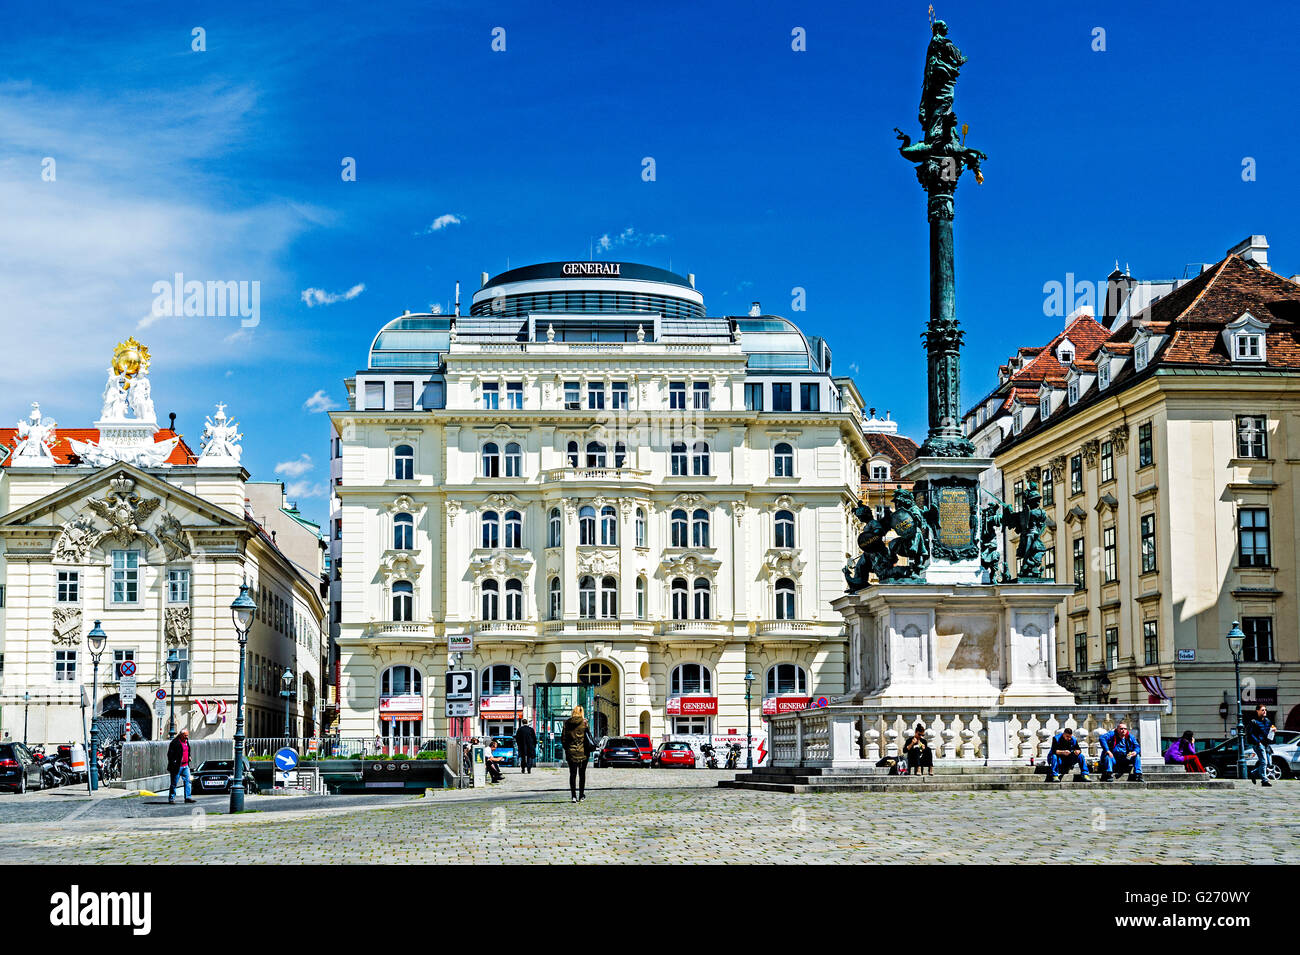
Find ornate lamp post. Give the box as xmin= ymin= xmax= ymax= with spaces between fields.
xmin=166 ymin=649 xmax=179 ymax=736
xmin=229 ymin=584 xmax=256 ymax=813
xmin=1097 ymin=669 xmax=1112 ymax=705
xmin=744 ymin=668 xmax=755 ymax=770
xmin=1226 ymin=621 xmax=1248 ymax=780
xmin=280 ymin=668 xmax=294 ymax=738
xmin=22 ymin=691 xmax=29 ymax=746
xmin=86 ymin=621 xmax=108 ymax=792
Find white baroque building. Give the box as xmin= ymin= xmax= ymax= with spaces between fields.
xmin=331 ymin=262 xmax=871 ymax=752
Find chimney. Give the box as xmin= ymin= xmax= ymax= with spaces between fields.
xmin=168 ymin=412 xmax=176 ymax=432
xmin=1228 ymin=235 xmax=1269 ymax=270
xmin=749 ymin=301 xmax=761 ymax=317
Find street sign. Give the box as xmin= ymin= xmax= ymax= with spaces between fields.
xmin=274 ymin=748 xmax=299 ymax=772
xmin=153 ymin=700 xmax=167 ymax=723
xmin=445 ymin=670 xmax=475 ymax=702
xmin=120 ymin=660 xmax=137 ymax=678
xmin=448 ymin=633 xmax=473 ymax=653
xmin=155 ymin=688 xmax=167 ymax=701
xmin=446 ymin=701 xmax=474 ymax=718
xmin=119 ymin=675 xmax=137 ymax=706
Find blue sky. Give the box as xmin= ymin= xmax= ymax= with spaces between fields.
xmin=2 ymin=0 xmax=1295 ymax=527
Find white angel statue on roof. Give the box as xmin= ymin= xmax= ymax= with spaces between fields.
xmin=197 ymin=403 xmax=243 ymax=466
xmin=11 ymin=402 xmax=57 ymax=462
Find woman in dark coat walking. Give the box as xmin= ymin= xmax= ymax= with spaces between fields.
xmin=561 ymin=705 xmax=593 ymax=802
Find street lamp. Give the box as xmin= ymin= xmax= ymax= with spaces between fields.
xmin=86 ymin=621 xmax=108 ymax=792
xmin=166 ymin=649 xmax=180 ymax=736
xmin=23 ymin=691 xmax=29 ymax=746
xmin=281 ymin=668 xmax=294 ymax=739
xmin=1226 ymin=620 xmax=1248 ymax=781
xmin=229 ymin=583 xmax=256 ymax=813
xmin=1097 ymin=668 xmax=1112 ymax=705
xmin=744 ymin=668 xmax=755 ymax=770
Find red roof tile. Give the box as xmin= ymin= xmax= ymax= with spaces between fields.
xmin=864 ymin=432 xmax=919 ymax=471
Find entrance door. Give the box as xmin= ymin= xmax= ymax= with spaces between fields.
xmin=382 ymin=719 xmax=422 ymax=756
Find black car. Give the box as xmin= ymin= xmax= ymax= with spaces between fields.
xmin=192 ymin=758 xmax=260 ymax=795
xmin=0 ymin=743 xmax=43 ymax=793
xmin=596 ymin=737 xmax=644 ymax=768
xmin=1198 ymin=736 xmax=1288 ymax=780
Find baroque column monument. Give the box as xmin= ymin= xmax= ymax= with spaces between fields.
xmin=837 ymin=19 xmax=1074 ymax=709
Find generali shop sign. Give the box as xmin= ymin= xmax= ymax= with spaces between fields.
xmin=667 ymin=696 xmax=718 ymax=716
xmin=761 ymin=696 xmax=811 ymax=716
xmin=379 ymin=694 xmax=423 ymax=721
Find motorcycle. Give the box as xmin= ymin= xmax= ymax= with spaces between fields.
xmin=724 ymin=742 xmax=742 ymax=770
xmin=701 ymin=743 xmax=719 ymax=770
xmin=38 ymin=753 xmax=72 ymax=788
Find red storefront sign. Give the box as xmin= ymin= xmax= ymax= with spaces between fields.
xmin=667 ymin=696 xmax=718 ymax=716
xmin=761 ymin=696 xmax=811 ymax=716
xmin=380 ymin=694 xmax=423 ymax=714
xmin=380 ymin=712 xmax=422 ymax=722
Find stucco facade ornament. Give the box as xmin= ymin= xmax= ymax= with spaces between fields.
xmin=762 ymin=548 xmax=804 ymax=578
xmin=445 ymin=499 xmax=461 ymax=523
xmin=772 ymin=494 xmax=804 ymax=513
xmin=54 ymin=515 xmax=98 ymax=563
xmin=562 ymin=497 xmax=578 ymax=521
xmin=52 ymin=607 xmax=82 ymax=645
xmin=156 ymin=512 xmax=191 ymax=561
xmin=577 ymin=550 xmax=620 ymax=576
xmin=165 ymin=606 xmax=192 ymax=646
xmin=387 ymin=494 xmax=419 ymax=514
xmin=11 ymin=403 xmax=58 ymax=463
xmin=670 ymin=492 xmax=707 ymax=511
xmin=472 ymin=551 xmax=534 ymax=579
xmin=731 ymin=500 xmax=748 ymax=522
xmin=660 ymin=553 xmax=722 ymax=580
xmin=1109 ymin=425 xmax=1129 ymax=452
xmin=1080 ymin=439 xmax=1100 ymax=468
xmin=86 ymin=476 xmax=162 ymax=550
xmin=379 ymin=550 xmax=425 ymax=582
xmin=197 ymin=403 xmax=243 ymax=467
xmin=485 ymin=492 xmax=525 ymax=511
xmin=1049 ymin=455 xmax=1067 ymax=481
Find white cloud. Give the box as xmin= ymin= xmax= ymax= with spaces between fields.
xmin=595 ymin=227 xmax=668 ymax=252
xmin=300 ymin=283 xmax=365 ymax=307
xmin=303 ymin=389 xmax=339 ymax=413
xmin=284 ymin=480 xmax=326 ymax=500
xmin=274 ymin=454 xmax=313 ymax=478
xmin=419 ymin=213 xmax=462 ymax=234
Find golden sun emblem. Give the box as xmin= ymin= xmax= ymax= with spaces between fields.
xmin=111 ymin=337 xmax=151 ymax=389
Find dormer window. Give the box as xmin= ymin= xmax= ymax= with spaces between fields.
xmin=1039 ymin=395 xmax=1050 ymax=420
xmin=1223 ymin=311 xmax=1269 ymax=364
xmin=1059 ymin=350 xmax=1073 ymax=364
xmin=1135 ymin=339 xmax=1149 ymax=371
xmin=1067 ymin=380 xmax=1079 ymax=406
xmin=1098 ymin=360 xmax=1111 ymax=389
xmin=1012 ymin=409 xmax=1023 ymax=434
xmin=1236 ymin=334 xmax=1262 ymax=360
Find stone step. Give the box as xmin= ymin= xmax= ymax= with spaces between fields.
xmin=738 ymin=773 xmax=1216 ymax=787
xmin=753 ymin=763 xmax=1188 ymax=778
xmin=720 ymin=776 xmax=1236 ymax=794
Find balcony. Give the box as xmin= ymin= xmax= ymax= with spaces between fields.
xmin=542 ymin=618 xmax=655 ymax=637
xmin=354 ymin=621 xmax=440 ymax=646
xmin=540 ymin=467 xmax=652 ymax=484
xmin=474 ymin=620 xmax=540 ymax=647
xmin=753 ymin=619 xmax=823 ymax=647
xmin=658 ymin=619 xmax=733 ymax=648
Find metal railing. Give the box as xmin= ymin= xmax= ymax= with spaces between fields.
xmin=241 ymin=737 xmax=449 ymax=759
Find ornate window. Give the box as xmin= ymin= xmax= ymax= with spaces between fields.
xmin=670 ymin=509 xmax=688 ymax=547
xmin=393 ymin=513 xmax=414 ymax=550
xmin=394 ymin=444 xmax=414 ymax=480
xmin=504 ymin=442 xmax=522 ymax=477
xmin=481 ymin=511 xmax=500 ymax=549
xmin=774 ymin=442 xmax=794 ymax=477
xmin=671 ymin=663 xmax=712 ymax=696
xmin=766 ymin=663 xmax=807 ymax=696
xmin=482 ymin=664 xmax=520 ymax=697
xmin=692 ymin=508 xmax=710 ymax=547
xmin=481 ymin=442 xmax=501 ymax=478
xmin=671 ymin=577 xmax=688 ymax=619
xmin=636 ymin=576 xmax=646 ymax=619
xmin=775 ymin=577 xmax=796 ymax=620
xmin=775 ymin=509 xmax=795 ymax=548
xmin=693 ymin=578 xmax=711 ymax=619
xmin=548 ymin=507 xmax=562 ymax=547
xmin=110 ymin=550 xmax=140 ymax=604
xmin=693 ymin=381 xmax=711 ymax=410
xmin=578 ymin=661 xmax=613 ymax=686
xmin=481 ymin=579 xmax=500 ymax=620
xmin=566 ymin=440 xmax=579 ymax=467
xmin=504 ymin=510 xmax=523 ymax=548
xmin=578 ymin=576 xmax=597 ymax=619
xmin=599 ymin=575 xmax=618 ymax=618
xmin=692 ymin=441 xmax=711 ymax=476
xmin=392 ymin=580 xmax=413 ymax=621
xmin=635 ymin=507 xmax=647 ymax=547
xmin=548 ymin=577 xmax=561 ymax=620
xmin=670 ymin=442 xmax=687 ymax=476
xmin=579 ymin=506 xmax=597 ymax=545
xmin=614 ymin=441 xmax=628 ymax=468
xmin=505 ymin=579 xmax=524 ymax=620
xmin=600 ymin=505 xmax=618 ymax=545
xmin=586 ymin=441 xmax=607 ymax=468
xmin=382 ymin=665 xmax=421 ymax=696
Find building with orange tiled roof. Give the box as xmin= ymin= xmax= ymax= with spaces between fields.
xmin=991 ymin=235 xmax=1300 ymax=739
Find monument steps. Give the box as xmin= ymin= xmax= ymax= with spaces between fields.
xmin=721 ymin=764 xmax=1235 ymax=794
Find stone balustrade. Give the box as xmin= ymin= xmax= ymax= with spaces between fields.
xmin=768 ymin=705 xmax=1166 ymax=768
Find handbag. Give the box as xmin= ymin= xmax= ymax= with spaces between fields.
xmin=584 ymin=729 xmax=598 ymax=754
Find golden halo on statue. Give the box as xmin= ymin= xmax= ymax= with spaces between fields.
xmin=111 ymin=337 xmax=151 ymax=389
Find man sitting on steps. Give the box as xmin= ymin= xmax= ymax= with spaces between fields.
xmin=1046 ymin=727 xmax=1091 ymax=783
xmin=1098 ymin=721 xmax=1143 ymax=782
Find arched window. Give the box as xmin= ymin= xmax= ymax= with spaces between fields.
xmin=671 ymin=509 xmax=688 ymax=547
xmin=671 ymin=578 xmax=688 ymax=619
xmin=671 ymin=663 xmax=712 ymax=696
xmin=692 ymin=508 xmax=710 ymax=547
xmin=586 ymin=441 xmax=606 ymax=468
xmin=505 ymin=579 xmax=523 ymax=620
xmin=693 ymin=578 xmax=711 ymax=619
xmin=766 ymin=663 xmax=808 ymax=696
xmin=692 ymin=441 xmax=711 ymax=476
xmin=579 ymin=506 xmax=596 ymax=545
xmin=548 ymin=577 xmax=561 ymax=620
xmin=566 ymin=440 xmax=579 ymax=468
xmin=670 ymin=442 xmax=687 ymax=476
xmin=775 ymin=509 xmax=795 ymax=548
xmin=600 ymin=575 xmax=618 ymax=618
xmin=614 ymin=441 xmax=628 ymax=468
xmin=775 ymin=577 xmax=796 ymax=620
xmin=774 ymin=442 xmax=794 ymax=477
xmin=481 ymin=442 xmax=500 ymax=477
xmin=382 ymin=664 xmax=422 ymax=696
xmin=481 ymin=663 xmax=520 ymax=698
xmin=548 ymin=507 xmax=562 ymax=547
xmin=393 ymin=512 xmax=414 ymax=550
xmin=600 ymin=505 xmax=617 ymax=545
xmin=504 ymin=442 xmax=522 ymax=477
xmin=392 ymin=580 xmax=413 ymax=621
xmin=504 ymin=510 xmax=523 ymax=548
xmin=636 ymin=576 xmax=647 ymax=619
xmin=481 ymin=511 xmax=500 ymax=549
xmin=578 ymin=661 xmax=613 ymax=686
xmin=635 ymin=508 xmax=647 ymax=547
xmin=394 ymin=445 xmax=414 ymax=480
xmin=481 ymin=579 xmax=499 ymax=620
xmin=578 ymin=576 xmax=596 ymax=619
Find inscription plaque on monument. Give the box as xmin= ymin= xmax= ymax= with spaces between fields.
xmin=935 ymin=485 xmax=974 ymax=550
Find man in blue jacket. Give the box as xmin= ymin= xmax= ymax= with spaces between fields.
xmin=1046 ymin=727 xmax=1091 ymax=782
xmin=1099 ymin=721 xmax=1143 ymax=782
xmin=1245 ymin=703 xmax=1275 ymax=788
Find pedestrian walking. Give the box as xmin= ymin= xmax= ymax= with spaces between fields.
xmin=1245 ymin=704 xmax=1275 ymax=788
xmin=561 ymin=705 xmax=595 ymax=802
xmin=514 ymin=722 xmax=537 ymax=774
xmin=167 ymin=729 xmax=196 ymax=804
xmin=1163 ymin=731 xmax=1206 ymax=774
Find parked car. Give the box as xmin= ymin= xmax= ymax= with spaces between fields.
xmin=490 ymin=736 xmax=517 ymax=767
xmin=193 ymin=757 xmax=260 ymax=795
xmin=596 ymin=737 xmax=645 ymax=768
xmin=652 ymin=741 xmax=697 ymax=768
xmin=627 ymin=734 xmax=654 ymax=766
xmin=0 ymin=743 xmax=43 ymax=793
xmin=1199 ymin=734 xmax=1295 ymax=780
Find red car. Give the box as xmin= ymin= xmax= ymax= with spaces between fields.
xmin=627 ymin=734 xmax=654 ymax=766
xmin=653 ymin=741 xmax=697 ymax=768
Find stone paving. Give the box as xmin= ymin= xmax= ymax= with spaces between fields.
xmin=0 ymin=768 xmax=1294 ymax=864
